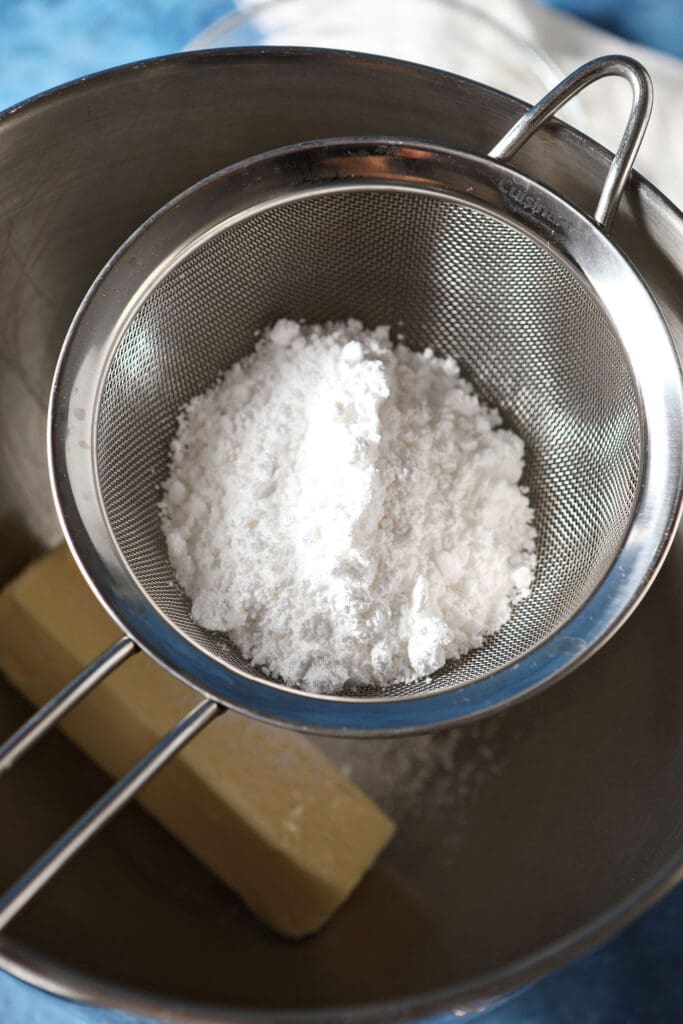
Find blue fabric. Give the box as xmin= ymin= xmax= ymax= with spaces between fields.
xmin=545 ymin=0 xmax=683 ymax=58
xmin=0 ymin=0 xmax=231 ymax=111
xmin=0 ymin=0 xmax=681 ymax=1020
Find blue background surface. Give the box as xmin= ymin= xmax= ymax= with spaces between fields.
xmin=0 ymin=1 xmax=681 ymax=1021
xmin=549 ymin=0 xmax=683 ymax=57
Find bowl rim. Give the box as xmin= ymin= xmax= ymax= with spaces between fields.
xmin=1 ymin=44 xmax=683 ymax=1022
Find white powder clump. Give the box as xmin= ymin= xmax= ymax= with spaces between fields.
xmin=161 ymin=318 xmax=536 ymax=693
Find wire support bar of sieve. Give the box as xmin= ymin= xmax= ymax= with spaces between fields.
xmin=0 ymin=697 xmax=221 ymax=931
xmin=489 ymin=55 xmax=652 ymax=232
xmin=0 ymin=637 xmax=137 ymax=775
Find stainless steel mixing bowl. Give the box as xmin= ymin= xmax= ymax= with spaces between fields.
xmin=0 ymin=48 xmax=682 ymax=1022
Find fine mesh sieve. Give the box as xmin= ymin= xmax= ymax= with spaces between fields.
xmin=98 ymin=190 xmax=639 ymax=699
xmin=0 ymin=56 xmax=681 ymax=930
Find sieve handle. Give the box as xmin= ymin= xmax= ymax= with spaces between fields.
xmin=0 ymin=697 xmax=221 ymax=930
xmin=0 ymin=637 xmax=137 ymax=774
xmin=488 ymin=54 xmax=653 ymax=233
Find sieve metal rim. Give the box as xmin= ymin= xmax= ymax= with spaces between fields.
xmin=44 ymin=135 xmax=683 ymax=734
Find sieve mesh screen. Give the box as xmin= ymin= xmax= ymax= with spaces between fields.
xmin=96 ymin=189 xmax=640 ymax=698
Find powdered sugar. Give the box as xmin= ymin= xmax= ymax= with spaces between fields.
xmin=318 ymin=715 xmax=509 ymax=861
xmin=161 ymin=319 xmax=536 ymax=692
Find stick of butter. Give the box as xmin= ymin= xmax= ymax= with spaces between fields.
xmin=0 ymin=545 xmax=395 ymax=938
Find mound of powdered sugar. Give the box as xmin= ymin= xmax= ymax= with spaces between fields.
xmin=161 ymin=319 xmax=536 ymax=692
